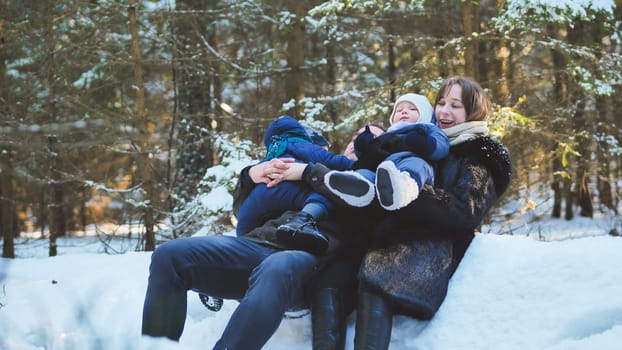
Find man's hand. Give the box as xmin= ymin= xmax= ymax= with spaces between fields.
xmin=249 ymin=158 xmax=295 ymax=185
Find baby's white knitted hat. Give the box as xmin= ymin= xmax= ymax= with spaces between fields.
xmin=389 ymin=93 xmax=434 ymax=125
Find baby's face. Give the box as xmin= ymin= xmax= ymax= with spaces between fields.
xmin=391 ymin=101 xmax=420 ymax=124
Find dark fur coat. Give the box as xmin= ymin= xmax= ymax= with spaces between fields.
xmin=359 ymin=136 xmax=512 ymax=319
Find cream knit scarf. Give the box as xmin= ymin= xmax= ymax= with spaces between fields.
xmin=443 ymin=121 xmax=490 ymax=145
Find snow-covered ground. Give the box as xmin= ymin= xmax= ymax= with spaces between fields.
xmin=1 ymin=200 xmax=621 ymax=350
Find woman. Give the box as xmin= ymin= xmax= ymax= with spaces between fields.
xmin=278 ymin=75 xmax=511 ymax=349
xmin=353 ymin=76 xmax=512 ymax=348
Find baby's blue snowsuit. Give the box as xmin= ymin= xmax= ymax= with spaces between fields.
xmin=354 ymin=121 xmax=450 ymax=190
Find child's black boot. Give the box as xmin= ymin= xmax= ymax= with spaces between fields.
xmin=276 ymin=212 xmax=329 ymax=255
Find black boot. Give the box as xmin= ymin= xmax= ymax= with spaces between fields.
xmin=198 ymin=293 xmax=223 ymax=312
xmin=276 ymin=211 xmax=329 ymax=255
xmin=312 ymin=288 xmax=346 ymax=350
xmin=354 ymin=291 xmax=392 ymax=350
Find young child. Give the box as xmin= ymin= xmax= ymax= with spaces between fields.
xmin=319 ymin=93 xmax=450 ymax=211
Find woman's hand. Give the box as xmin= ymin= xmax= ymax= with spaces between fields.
xmin=273 ymin=163 xmax=307 ymax=186
xmin=248 ymin=158 xmax=295 ymax=185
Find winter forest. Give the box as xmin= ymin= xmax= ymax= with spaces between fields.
xmin=1 ymin=0 xmax=621 ymax=258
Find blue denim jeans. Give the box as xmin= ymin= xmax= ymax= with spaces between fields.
xmin=141 ymin=235 xmax=318 ymax=350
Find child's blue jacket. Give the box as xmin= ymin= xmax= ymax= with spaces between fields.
xmin=263 ymin=115 xmax=354 ymax=170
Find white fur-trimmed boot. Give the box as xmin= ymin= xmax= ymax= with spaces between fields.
xmin=324 ymin=170 xmax=375 ymax=207
xmin=375 ymin=160 xmax=420 ymax=211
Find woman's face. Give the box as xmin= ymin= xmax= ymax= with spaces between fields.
xmin=434 ymin=84 xmax=467 ymax=129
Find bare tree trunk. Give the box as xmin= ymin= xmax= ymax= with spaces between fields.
xmin=47 ymin=136 xmax=62 ymax=256
xmin=597 ymin=171 xmax=615 ymax=213
xmin=128 ymin=0 xmax=155 ymax=251
xmin=577 ymin=174 xmax=594 ymax=217
xmin=165 ymin=54 xmax=179 ymax=238
xmin=564 ymin=173 xmax=574 ymax=220
xmin=325 ymin=32 xmax=338 ymax=121
xmin=596 ymin=96 xmax=615 ymax=213
xmin=550 ymin=26 xmax=573 ymax=219
xmin=0 ymin=7 xmax=15 ymax=259
xmin=593 ymin=9 xmax=616 ymax=213
xmin=462 ymin=0 xmax=475 ymax=77
xmin=38 ymin=190 xmax=47 ymax=237
xmin=388 ymin=33 xmax=396 ymax=102
xmin=551 ymin=145 xmax=575 ymax=220
xmin=206 ymin=26 xmax=222 ymax=166
xmin=495 ymin=43 xmax=511 ymax=104
xmin=45 ymin=3 xmax=63 ymax=256
xmin=1 ymin=150 xmax=15 ymax=258
xmin=567 ymin=21 xmax=594 ymax=218
xmin=572 ymin=102 xmax=593 ymax=218
xmin=79 ymin=186 xmax=88 ymax=231
xmin=551 ymin=187 xmax=562 ymax=218
xmin=0 ymin=9 xmax=5 ymax=104
xmin=284 ymin=0 xmax=307 ymax=117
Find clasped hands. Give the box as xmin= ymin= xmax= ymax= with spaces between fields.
xmin=249 ymin=158 xmax=307 ymax=187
